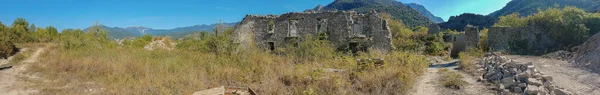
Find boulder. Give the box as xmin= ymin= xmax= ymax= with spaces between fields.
xmin=484 ymin=71 xmax=496 ymax=79
xmin=489 ymin=73 xmax=502 ymax=81
xmin=553 ymin=88 xmax=572 ymax=95
xmin=527 ymin=78 xmax=543 ymax=86
xmin=513 ymin=86 xmax=523 ymax=93
xmin=502 ymin=70 xmax=513 ymax=78
xmin=516 ymin=72 xmax=530 ymax=82
xmin=518 ymin=83 xmax=527 ymax=88
xmin=525 ymin=85 xmax=541 ymax=95
xmin=502 ymin=77 xmax=517 ymax=87
xmin=542 ymin=75 xmax=553 ymax=82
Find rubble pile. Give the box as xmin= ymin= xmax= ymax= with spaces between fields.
xmin=478 ymin=53 xmax=572 ymax=95
xmin=542 ymin=50 xmax=572 ymax=61
xmin=572 ymin=32 xmax=600 ymax=70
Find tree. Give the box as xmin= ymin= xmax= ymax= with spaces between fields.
xmin=495 ymin=13 xmax=528 ymax=27
xmin=0 ymin=22 xmax=16 ymax=58
xmin=530 ymin=6 xmax=589 ymax=48
xmin=9 ymin=18 xmax=34 ymax=43
xmin=46 ymin=26 xmax=59 ymax=41
xmin=29 ymin=24 xmax=36 ymax=32
xmin=35 ymin=27 xmax=49 ymax=42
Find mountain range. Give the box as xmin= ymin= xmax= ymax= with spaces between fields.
xmin=85 ymin=22 xmax=236 ymax=39
xmin=489 ymin=0 xmax=600 ymax=18
xmin=97 ymin=0 xmax=600 ymax=38
xmin=405 ymin=3 xmax=444 ymax=23
xmin=315 ymin=0 xmax=434 ymax=27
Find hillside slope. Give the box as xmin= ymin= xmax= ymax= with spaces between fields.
xmin=489 ymin=0 xmax=600 ymax=18
xmin=84 ymin=23 xmax=236 ymax=39
xmin=319 ymin=0 xmax=433 ymax=27
xmin=438 ymin=13 xmax=496 ymax=31
xmin=405 ymin=3 xmax=444 ymax=23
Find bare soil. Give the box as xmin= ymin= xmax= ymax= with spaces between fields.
xmin=0 ymin=47 xmax=44 ymax=95
xmin=408 ymin=58 xmax=495 ymax=95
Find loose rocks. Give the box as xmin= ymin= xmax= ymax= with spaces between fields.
xmin=478 ymin=53 xmax=571 ymax=95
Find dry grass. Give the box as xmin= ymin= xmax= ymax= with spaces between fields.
xmin=459 ymin=48 xmax=483 ymax=74
xmin=26 ymin=43 xmax=429 ymax=95
xmin=438 ymin=69 xmax=468 ymax=90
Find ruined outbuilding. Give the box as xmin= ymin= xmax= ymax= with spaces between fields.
xmin=232 ymin=11 xmax=393 ymax=53
xmin=488 ymin=25 xmax=555 ymax=55
xmin=445 ymin=25 xmax=480 ymax=57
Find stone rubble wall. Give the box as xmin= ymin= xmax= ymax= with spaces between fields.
xmin=478 ymin=53 xmax=572 ymax=95
xmin=233 ymin=11 xmax=393 ymax=52
xmin=488 ymin=26 xmax=556 ymax=55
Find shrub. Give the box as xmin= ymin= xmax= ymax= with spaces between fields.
xmin=458 ymin=48 xmax=483 ymax=74
xmin=439 ymin=69 xmax=468 ymax=89
xmin=495 ymin=13 xmax=529 ymax=27
xmin=478 ymin=28 xmax=489 ymax=52
xmin=0 ymin=40 xmax=17 ymax=59
xmin=495 ymin=7 xmax=592 ymax=51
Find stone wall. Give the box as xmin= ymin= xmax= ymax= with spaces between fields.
xmin=464 ymin=25 xmax=480 ymax=48
xmin=448 ymin=25 xmax=480 ymax=57
xmin=488 ymin=26 xmax=556 ymax=55
xmin=233 ymin=11 xmax=393 ymax=52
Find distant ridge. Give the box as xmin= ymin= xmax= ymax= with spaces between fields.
xmin=489 ymin=0 xmax=600 ymax=18
xmin=405 ymin=3 xmax=444 ymax=23
xmin=311 ymin=0 xmax=434 ymax=27
xmin=83 ymin=22 xmax=236 ymax=39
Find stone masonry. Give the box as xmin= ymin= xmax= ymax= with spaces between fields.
xmin=232 ymin=11 xmax=393 ymax=52
xmin=448 ymin=25 xmax=479 ymax=57
xmin=488 ymin=26 xmax=556 ymax=55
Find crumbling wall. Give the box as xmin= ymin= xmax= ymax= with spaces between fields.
xmin=488 ymin=26 xmax=556 ymax=55
xmin=464 ymin=25 xmax=479 ymax=49
xmin=233 ymin=11 xmax=393 ymax=52
xmin=449 ymin=25 xmax=479 ymax=57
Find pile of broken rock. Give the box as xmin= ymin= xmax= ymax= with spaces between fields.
xmin=478 ymin=53 xmax=572 ymax=95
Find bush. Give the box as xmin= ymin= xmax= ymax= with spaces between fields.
xmin=458 ymin=48 xmax=483 ymax=74
xmin=122 ymin=34 xmax=153 ymax=48
xmin=0 ymin=40 xmax=17 ymax=59
xmin=495 ymin=13 xmax=529 ymax=27
xmin=59 ymin=24 xmax=115 ymax=50
xmin=495 ymin=7 xmax=592 ymax=51
xmin=478 ymin=28 xmax=489 ymax=52
xmin=439 ymin=69 xmax=468 ymax=89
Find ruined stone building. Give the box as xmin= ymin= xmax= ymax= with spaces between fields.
xmin=232 ymin=11 xmax=393 ymax=53
xmin=444 ymin=25 xmax=480 ymax=57
xmin=488 ymin=25 xmax=555 ymax=55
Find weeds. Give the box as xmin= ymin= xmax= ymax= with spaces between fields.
xmin=28 ymin=41 xmax=429 ymax=94
xmin=459 ymin=48 xmax=484 ymax=74
xmin=439 ymin=69 xmax=468 ymax=90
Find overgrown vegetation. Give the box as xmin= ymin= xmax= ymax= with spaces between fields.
xmin=438 ymin=69 xmax=468 ymax=89
xmin=380 ymin=13 xmax=451 ymax=56
xmin=495 ymin=6 xmax=600 ymax=51
xmin=0 ymin=18 xmax=437 ymax=94
xmin=458 ymin=48 xmax=484 ymax=74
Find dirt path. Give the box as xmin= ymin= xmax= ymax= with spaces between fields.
xmin=409 ymin=59 xmax=495 ymax=95
xmin=409 ymin=67 xmax=442 ymax=95
xmin=0 ymin=47 xmax=44 ymax=95
xmin=507 ymin=55 xmax=600 ymax=95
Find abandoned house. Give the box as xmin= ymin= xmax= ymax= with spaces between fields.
xmin=444 ymin=25 xmax=480 ymax=57
xmin=232 ymin=11 xmax=393 ymax=53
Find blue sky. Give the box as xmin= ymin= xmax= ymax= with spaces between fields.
xmin=0 ymin=0 xmax=510 ymax=30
